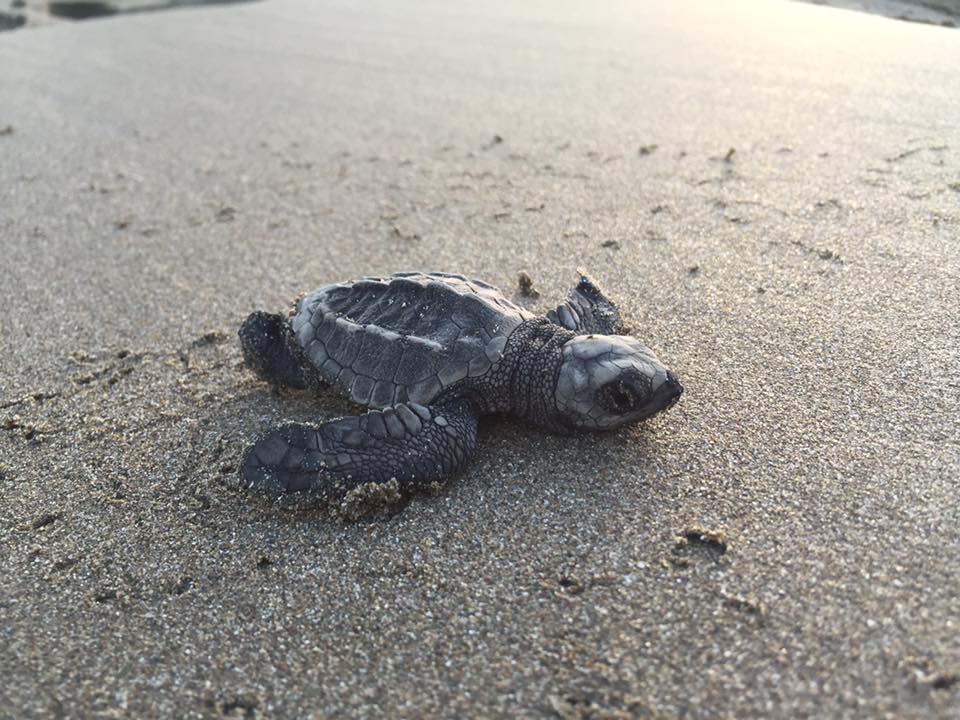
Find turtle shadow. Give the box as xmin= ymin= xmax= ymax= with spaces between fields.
xmin=473 ymin=416 xmax=671 ymax=492
xmin=399 ymin=414 xmax=678 ymax=529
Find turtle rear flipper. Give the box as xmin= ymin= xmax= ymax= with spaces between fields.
xmin=241 ymin=400 xmax=479 ymax=496
xmin=548 ymin=269 xmax=627 ymax=335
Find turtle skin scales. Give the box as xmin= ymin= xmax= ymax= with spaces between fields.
xmin=238 ymin=271 xmax=683 ymax=501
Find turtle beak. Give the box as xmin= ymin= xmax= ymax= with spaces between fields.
xmin=652 ymin=370 xmax=684 ymax=414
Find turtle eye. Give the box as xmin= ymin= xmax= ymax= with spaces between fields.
xmin=598 ymin=382 xmax=637 ymax=412
xmin=611 ymin=386 xmax=634 ymax=409
xmin=595 ymin=370 xmax=655 ymax=415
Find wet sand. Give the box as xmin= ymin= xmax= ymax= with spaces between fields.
xmin=1 ymin=0 xmax=959 ymax=717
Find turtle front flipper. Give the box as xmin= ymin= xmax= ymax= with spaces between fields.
xmin=241 ymin=400 xmax=479 ymax=497
xmin=239 ymin=311 xmax=323 ymax=390
xmin=547 ymin=269 xmax=626 ymax=335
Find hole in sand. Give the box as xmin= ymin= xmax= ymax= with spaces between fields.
xmin=48 ymin=2 xmax=117 ymax=19
xmin=0 ymin=12 xmax=28 ymax=30
xmin=47 ymin=1 xmax=260 ymax=23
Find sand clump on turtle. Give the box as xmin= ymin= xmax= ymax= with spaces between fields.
xmin=238 ymin=270 xmax=683 ymax=503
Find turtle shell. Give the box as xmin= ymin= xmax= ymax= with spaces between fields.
xmin=291 ymin=272 xmax=535 ymax=408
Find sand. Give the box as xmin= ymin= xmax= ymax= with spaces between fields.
xmin=1 ymin=0 xmax=959 ymax=717
xmin=5 ymin=0 xmax=960 ymax=30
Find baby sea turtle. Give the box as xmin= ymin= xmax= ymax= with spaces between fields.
xmin=239 ymin=271 xmax=682 ymax=498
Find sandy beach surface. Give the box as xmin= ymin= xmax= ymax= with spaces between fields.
xmin=1 ymin=0 xmax=959 ymax=717
xmin=5 ymin=0 xmax=960 ymax=30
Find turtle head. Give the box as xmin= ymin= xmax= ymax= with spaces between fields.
xmin=554 ymin=335 xmax=683 ymax=431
